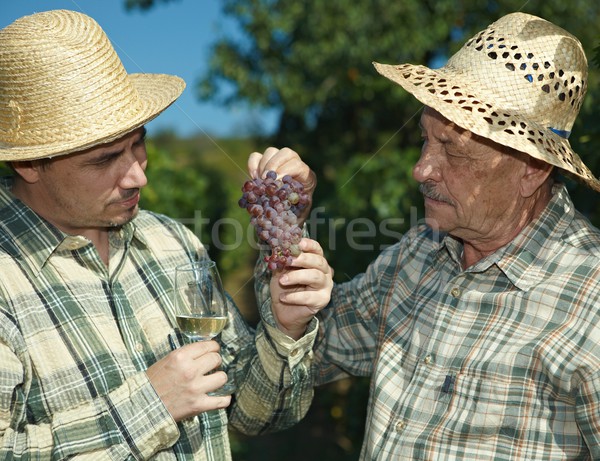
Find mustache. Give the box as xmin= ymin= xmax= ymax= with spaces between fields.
xmin=419 ymin=183 xmax=454 ymax=205
xmin=109 ymin=189 xmax=140 ymax=205
xmin=121 ymin=189 xmax=139 ymax=200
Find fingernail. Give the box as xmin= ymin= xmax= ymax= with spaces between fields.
xmin=280 ymin=275 xmax=288 ymax=284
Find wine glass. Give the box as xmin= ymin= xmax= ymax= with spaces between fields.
xmin=173 ymin=259 xmax=235 ymax=396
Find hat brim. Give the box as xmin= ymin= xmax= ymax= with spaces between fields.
xmin=0 ymin=73 xmax=185 ymax=161
xmin=373 ymin=61 xmax=600 ymax=192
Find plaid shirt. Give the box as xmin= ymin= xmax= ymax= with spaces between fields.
xmin=0 ymin=177 xmax=315 ymax=460
xmin=315 ymin=184 xmax=600 ymax=460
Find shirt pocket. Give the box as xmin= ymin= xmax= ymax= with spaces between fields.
xmin=139 ymin=309 xmax=176 ymax=351
xmin=443 ymin=372 xmax=544 ymax=439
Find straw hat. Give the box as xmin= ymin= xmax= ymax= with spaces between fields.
xmin=373 ymin=12 xmax=600 ymax=192
xmin=0 ymin=9 xmax=185 ymax=161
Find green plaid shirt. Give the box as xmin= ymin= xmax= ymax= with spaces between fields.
xmin=0 ymin=177 xmax=315 ymax=460
xmin=316 ymin=184 xmax=600 ymax=460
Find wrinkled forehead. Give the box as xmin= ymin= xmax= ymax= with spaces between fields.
xmin=419 ymin=106 xmax=527 ymax=159
xmin=419 ymin=107 xmax=468 ymax=137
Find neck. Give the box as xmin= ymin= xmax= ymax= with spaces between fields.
xmin=461 ymin=183 xmax=553 ymax=268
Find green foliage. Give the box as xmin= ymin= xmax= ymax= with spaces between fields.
xmin=198 ymin=0 xmax=600 ymax=279
xmin=140 ymin=133 xmax=226 ymax=256
xmin=141 ymin=131 xmax=263 ymax=320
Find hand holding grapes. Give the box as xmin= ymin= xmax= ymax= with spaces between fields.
xmin=243 ymin=147 xmax=332 ymax=339
xmin=270 ymin=238 xmax=333 ymax=340
xmin=242 ymin=147 xmax=318 ymax=271
xmin=247 ymin=147 xmax=317 ymax=225
xmin=239 ymin=169 xmax=309 ymax=270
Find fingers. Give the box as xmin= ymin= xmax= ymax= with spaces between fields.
xmin=146 ymin=340 xmax=232 ymax=421
xmin=278 ymin=265 xmax=332 ymax=295
xmin=248 ymin=147 xmax=315 ymax=189
xmin=269 ymin=266 xmax=331 ymax=339
xmin=184 ymin=339 xmax=221 ymax=360
xmin=278 ymin=288 xmax=331 ymax=308
xmin=298 ymin=237 xmax=324 ymax=256
xmin=285 ymin=238 xmax=328 ymax=272
xmin=285 ymin=253 xmax=330 ymax=279
xmin=253 ymin=147 xmax=297 ymax=176
xmin=248 ymin=147 xmax=283 ymax=178
xmin=175 ymin=342 xmax=222 ymax=374
xmin=247 ymin=151 xmax=263 ymax=178
xmin=275 ymin=238 xmax=333 ymax=307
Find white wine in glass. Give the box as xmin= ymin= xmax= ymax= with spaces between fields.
xmin=174 ymin=260 xmax=235 ymax=395
xmin=176 ymin=315 xmax=228 ymax=342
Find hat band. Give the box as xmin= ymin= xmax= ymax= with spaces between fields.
xmin=549 ymin=127 xmax=571 ymax=139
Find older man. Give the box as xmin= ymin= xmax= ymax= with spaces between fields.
xmin=0 ymin=9 xmax=332 ymax=460
xmin=255 ymin=11 xmax=600 ymax=460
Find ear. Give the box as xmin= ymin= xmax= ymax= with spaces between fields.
xmin=11 ymin=161 xmax=42 ymax=184
xmin=520 ymin=156 xmax=554 ymax=198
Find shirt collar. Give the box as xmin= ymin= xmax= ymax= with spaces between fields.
xmin=0 ymin=176 xmax=148 ymax=275
xmin=495 ymin=183 xmax=574 ymax=291
xmin=437 ymin=183 xmax=574 ymax=291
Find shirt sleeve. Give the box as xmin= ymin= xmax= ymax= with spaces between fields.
xmin=167 ymin=220 xmax=318 ymax=437
xmin=226 ymin=250 xmax=317 ymax=435
xmin=310 ymin=241 xmax=406 ymax=385
xmin=0 ymin=319 xmax=179 ymax=460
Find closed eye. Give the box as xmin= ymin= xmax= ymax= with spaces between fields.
xmin=87 ymin=151 xmax=122 ymax=166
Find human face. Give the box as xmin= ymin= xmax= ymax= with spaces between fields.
xmin=23 ymin=127 xmax=148 ymax=236
xmin=413 ymin=108 xmax=527 ymax=244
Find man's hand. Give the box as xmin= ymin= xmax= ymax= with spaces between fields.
xmin=247 ymin=147 xmax=317 ymax=224
xmin=270 ymin=238 xmax=333 ymax=340
xmin=146 ymin=340 xmax=231 ymax=421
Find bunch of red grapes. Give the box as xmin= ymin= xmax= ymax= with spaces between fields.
xmin=239 ymin=171 xmax=309 ymax=270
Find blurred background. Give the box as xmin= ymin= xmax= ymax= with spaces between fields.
xmin=3 ymin=1 xmax=600 ymax=459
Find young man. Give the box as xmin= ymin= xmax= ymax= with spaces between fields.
xmin=0 ymin=9 xmax=332 ymax=459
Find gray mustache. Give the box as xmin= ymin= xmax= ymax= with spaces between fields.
xmin=419 ymin=183 xmax=453 ymax=205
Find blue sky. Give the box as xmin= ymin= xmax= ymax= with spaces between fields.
xmin=0 ymin=0 xmax=278 ymax=138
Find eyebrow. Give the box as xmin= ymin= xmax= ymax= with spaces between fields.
xmin=84 ymin=127 xmax=147 ymax=165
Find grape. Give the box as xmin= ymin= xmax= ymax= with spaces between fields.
xmin=239 ymin=170 xmax=310 ymax=271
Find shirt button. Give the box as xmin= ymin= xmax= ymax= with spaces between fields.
xmin=450 ymin=287 xmax=461 ymax=298
xmin=135 ymin=343 xmax=144 ymax=352
xmin=290 ymin=348 xmax=299 ymax=357
xmin=423 ymin=354 xmax=433 ymax=365
xmin=395 ymin=420 xmax=406 ymax=433
xmin=66 ymin=241 xmax=80 ymax=250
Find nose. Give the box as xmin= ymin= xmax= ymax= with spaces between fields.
xmin=120 ymin=149 xmax=148 ymax=189
xmin=412 ymin=142 xmax=442 ymax=183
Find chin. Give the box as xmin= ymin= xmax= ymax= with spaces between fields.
xmin=107 ymin=210 xmax=138 ymax=228
xmin=423 ymin=212 xmax=445 ymax=230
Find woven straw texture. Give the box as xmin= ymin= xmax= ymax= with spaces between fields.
xmin=0 ymin=9 xmax=185 ymax=160
xmin=374 ymin=12 xmax=600 ymax=192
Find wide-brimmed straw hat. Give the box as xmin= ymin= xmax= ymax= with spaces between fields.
xmin=0 ymin=9 xmax=185 ymax=161
xmin=373 ymin=12 xmax=600 ymax=192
